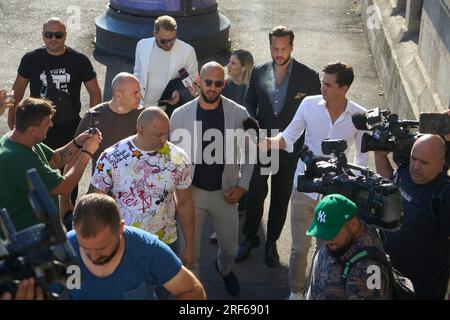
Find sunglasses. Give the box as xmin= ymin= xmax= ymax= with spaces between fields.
xmin=159 ymin=37 xmax=176 ymax=46
xmin=44 ymin=31 xmax=65 ymax=39
xmin=204 ymin=79 xmax=225 ymax=88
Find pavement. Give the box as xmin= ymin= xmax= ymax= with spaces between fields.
xmin=0 ymin=0 xmax=386 ymax=300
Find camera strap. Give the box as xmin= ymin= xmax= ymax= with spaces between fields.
xmin=431 ymin=177 xmax=450 ymax=226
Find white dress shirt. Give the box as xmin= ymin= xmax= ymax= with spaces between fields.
xmin=281 ymin=95 xmax=369 ymax=199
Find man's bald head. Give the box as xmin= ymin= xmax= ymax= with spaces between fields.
xmin=43 ymin=17 xmax=66 ymax=32
xmin=409 ymin=134 xmax=446 ymax=184
xmin=137 ymin=107 xmax=168 ymax=129
xmin=200 ymin=61 xmax=225 ymax=79
xmin=413 ymin=134 xmax=446 ymax=160
xmin=111 ymin=72 xmax=140 ymax=93
xmin=136 ymin=107 xmax=170 ymax=151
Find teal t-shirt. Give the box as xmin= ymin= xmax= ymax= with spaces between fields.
xmin=0 ymin=134 xmax=63 ymax=233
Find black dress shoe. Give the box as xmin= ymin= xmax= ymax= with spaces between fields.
xmin=234 ymin=236 xmax=260 ymax=263
xmin=215 ymin=260 xmax=240 ymax=296
xmin=265 ymin=243 xmax=280 ymax=267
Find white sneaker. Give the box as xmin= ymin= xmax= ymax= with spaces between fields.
xmin=288 ymin=291 xmax=305 ymax=300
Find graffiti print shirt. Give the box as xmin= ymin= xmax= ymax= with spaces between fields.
xmin=91 ymin=137 xmax=191 ymax=244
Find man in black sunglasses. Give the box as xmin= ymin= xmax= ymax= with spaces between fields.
xmin=7 ymin=17 xmax=102 ymax=218
xmin=134 ymin=15 xmax=198 ymax=114
xmin=8 ymin=17 xmax=101 ymax=139
xmin=170 ymin=62 xmax=255 ymax=297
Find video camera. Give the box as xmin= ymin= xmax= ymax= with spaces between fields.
xmin=352 ymin=108 xmax=450 ymax=167
xmin=297 ymin=139 xmax=403 ymax=230
xmin=88 ymin=110 xmax=100 ymax=135
xmin=351 ymin=108 xmax=419 ymax=167
xmin=0 ymin=169 xmax=78 ymax=299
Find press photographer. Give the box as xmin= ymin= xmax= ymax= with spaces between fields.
xmin=375 ymin=134 xmax=450 ymax=299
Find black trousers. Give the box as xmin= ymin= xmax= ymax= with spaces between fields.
xmin=243 ymin=151 xmax=298 ymax=245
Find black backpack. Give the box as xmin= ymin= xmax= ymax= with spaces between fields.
xmin=341 ymin=246 xmax=415 ymax=300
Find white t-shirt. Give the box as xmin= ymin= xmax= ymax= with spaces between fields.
xmin=91 ymin=137 xmax=191 ymax=244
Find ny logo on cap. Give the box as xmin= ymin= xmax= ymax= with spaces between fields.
xmin=317 ymin=210 xmax=327 ymax=223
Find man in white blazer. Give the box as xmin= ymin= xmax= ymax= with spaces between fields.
xmin=134 ymin=15 xmax=198 ymax=109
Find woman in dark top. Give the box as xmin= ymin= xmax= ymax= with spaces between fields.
xmin=209 ymin=49 xmax=254 ymax=244
xmin=221 ymin=49 xmax=254 ymax=105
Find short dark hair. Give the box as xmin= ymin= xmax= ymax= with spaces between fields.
xmin=154 ymin=15 xmax=177 ymax=33
xmin=269 ymin=26 xmax=294 ymax=46
xmin=15 ymin=98 xmax=55 ymax=132
xmin=322 ymin=62 xmax=354 ymax=88
xmin=73 ymin=194 xmax=121 ymax=238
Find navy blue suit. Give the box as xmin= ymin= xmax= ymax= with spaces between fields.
xmin=243 ymin=59 xmax=321 ymax=245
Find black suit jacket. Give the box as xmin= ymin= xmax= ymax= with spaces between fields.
xmin=244 ymin=59 xmax=321 ymax=156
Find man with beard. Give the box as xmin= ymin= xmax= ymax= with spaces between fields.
xmin=67 ymin=193 xmax=206 ymax=300
xmin=0 ymin=98 xmax=101 ymax=232
xmin=134 ymin=15 xmax=198 ymax=112
xmin=236 ymin=26 xmax=321 ymax=268
xmin=170 ymin=62 xmax=255 ymax=296
xmin=305 ymin=194 xmax=391 ymax=300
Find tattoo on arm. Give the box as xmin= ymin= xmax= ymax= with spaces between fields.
xmin=59 ymin=148 xmax=74 ymax=167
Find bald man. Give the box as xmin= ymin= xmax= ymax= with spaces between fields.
xmin=170 ymin=61 xmax=255 ymax=296
xmin=90 ymin=107 xmax=195 ymax=274
xmin=8 ymin=17 xmax=101 ymax=149
xmin=375 ymin=134 xmax=450 ymax=299
xmin=59 ymin=73 xmax=145 ymax=223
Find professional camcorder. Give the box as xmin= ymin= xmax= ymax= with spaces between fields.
xmin=297 ymin=139 xmax=403 ymax=230
xmin=352 ymin=108 xmax=450 ymax=167
xmin=0 ymin=169 xmax=77 ymax=298
xmin=351 ymin=108 xmax=419 ymax=167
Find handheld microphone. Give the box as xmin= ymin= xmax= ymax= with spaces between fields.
xmin=178 ymin=68 xmax=197 ymax=89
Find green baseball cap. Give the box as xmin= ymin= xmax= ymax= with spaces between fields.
xmin=306 ymin=194 xmax=357 ymax=241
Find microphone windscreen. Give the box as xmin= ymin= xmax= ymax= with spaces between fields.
xmin=243 ymin=117 xmax=259 ymax=141
xmin=352 ymin=112 xmax=369 ymax=130
xmin=178 ymin=68 xmax=188 ymax=79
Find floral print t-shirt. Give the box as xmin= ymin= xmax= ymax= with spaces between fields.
xmin=91 ymin=137 xmax=191 ymax=244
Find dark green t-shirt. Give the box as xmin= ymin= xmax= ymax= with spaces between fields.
xmin=0 ymin=134 xmax=63 ymax=233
